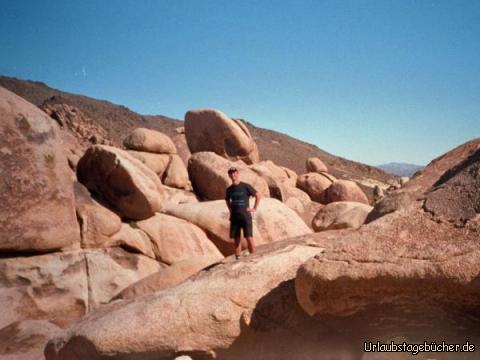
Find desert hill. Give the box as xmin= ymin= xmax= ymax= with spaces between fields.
xmin=0 ymin=75 xmax=395 ymax=185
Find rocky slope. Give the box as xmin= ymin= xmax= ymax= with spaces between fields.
xmin=1 ymin=78 xmax=478 ymax=360
xmin=0 ymin=75 xmax=395 ymax=184
xmin=45 ymin=138 xmax=480 ymax=360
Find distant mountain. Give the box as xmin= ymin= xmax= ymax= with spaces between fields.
xmin=377 ymin=162 xmax=424 ymax=177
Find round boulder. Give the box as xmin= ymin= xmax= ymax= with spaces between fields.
xmin=124 ymin=128 xmax=177 ymax=154
xmin=184 ymin=109 xmax=259 ymax=164
xmin=312 ymin=201 xmax=373 ymax=231
xmin=136 ymin=213 xmax=223 ymax=264
xmin=188 ymin=152 xmax=269 ymax=200
xmin=306 ymin=157 xmax=328 ymax=173
xmin=324 ymin=180 xmax=369 ymax=205
xmin=296 ymin=172 xmax=336 ymax=203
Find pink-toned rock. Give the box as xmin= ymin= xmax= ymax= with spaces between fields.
xmin=296 ymin=172 xmax=336 ymax=203
xmin=123 ymin=127 xmax=176 ymax=154
xmin=126 ymin=150 xmax=170 ymax=176
xmin=0 ymin=248 xmax=164 ymax=329
xmin=77 ymin=202 xmax=122 ymax=248
xmin=185 ymin=109 xmax=259 ymax=164
xmin=0 ymin=320 xmax=62 ymax=360
xmin=162 ymin=186 xmax=198 ymax=207
xmin=306 ymin=157 xmax=328 ymax=173
xmin=84 ymin=248 xmax=164 ymax=308
xmin=106 ymin=223 xmax=155 ymax=259
xmin=280 ymin=166 xmax=298 ymax=186
xmin=162 ymin=198 xmax=312 ymax=255
xmin=294 ymin=141 xmax=480 ymax=352
xmin=163 ymin=154 xmax=190 ymax=189
xmin=137 ymin=213 xmax=223 ymax=264
xmin=77 ymin=145 xmax=165 ymax=220
xmin=45 ymin=242 xmax=320 ymax=360
xmin=187 ymin=152 xmax=269 ymax=200
xmin=324 ymin=180 xmax=369 ymax=205
xmin=312 ymin=201 xmax=373 ymax=231
xmin=250 ymin=160 xmax=296 ymax=185
xmin=114 ymin=255 xmax=223 ymax=300
xmin=0 ymin=251 xmax=88 ymax=329
xmin=0 ymin=86 xmax=80 ymax=252
xmin=40 ymin=103 xmax=112 ymax=147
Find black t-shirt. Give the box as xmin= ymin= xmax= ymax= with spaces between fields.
xmin=225 ymin=182 xmax=257 ymax=220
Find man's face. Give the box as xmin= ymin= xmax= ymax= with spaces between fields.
xmin=228 ymin=170 xmax=239 ymax=182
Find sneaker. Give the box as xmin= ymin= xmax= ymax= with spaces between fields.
xmin=235 ymin=255 xmax=240 ymax=260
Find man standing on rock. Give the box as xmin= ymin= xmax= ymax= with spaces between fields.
xmin=225 ymin=167 xmax=261 ymax=260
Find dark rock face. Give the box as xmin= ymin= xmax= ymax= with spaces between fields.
xmin=424 ymin=148 xmax=480 ymax=225
xmin=0 ymin=86 xmax=80 ymax=252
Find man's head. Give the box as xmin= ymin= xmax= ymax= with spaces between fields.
xmin=228 ymin=167 xmax=240 ymax=183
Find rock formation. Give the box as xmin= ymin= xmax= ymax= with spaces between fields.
xmin=188 ymin=151 xmax=269 ymax=200
xmin=311 ymin=201 xmax=373 ymax=231
xmin=77 ymin=145 xmax=165 ymax=220
xmin=306 ymin=157 xmax=328 ymax=173
xmin=162 ymin=199 xmax=312 ymax=255
xmin=185 ymin=109 xmax=260 ymax=164
xmin=0 ymin=86 xmax=80 ymax=252
xmin=324 ymin=179 xmax=369 ymax=204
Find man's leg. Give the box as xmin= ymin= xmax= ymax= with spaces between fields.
xmin=234 ymin=237 xmax=242 ymax=258
xmin=245 ymin=236 xmax=255 ymax=254
xmin=230 ymin=220 xmax=242 ymax=259
xmin=244 ymin=217 xmax=254 ymax=254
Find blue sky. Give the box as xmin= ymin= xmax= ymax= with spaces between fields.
xmin=1 ymin=0 xmax=479 ymax=165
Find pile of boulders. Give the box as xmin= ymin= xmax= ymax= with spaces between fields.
xmin=45 ymin=137 xmax=480 ymax=360
xmin=124 ymin=127 xmax=191 ymax=190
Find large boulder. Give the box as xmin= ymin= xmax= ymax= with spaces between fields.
xmin=136 ymin=213 xmax=223 ymax=264
xmin=184 ymin=109 xmax=259 ymax=164
xmin=311 ymin=201 xmax=373 ymax=231
xmin=306 ymin=157 xmax=328 ymax=173
xmin=324 ymin=179 xmax=369 ymax=205
xmin=187 ymin=152 xmax=269 ymax=200
xmin=294 ymin=141 xmax=480 ymax=355
xmin=123 ymin=128 xmax=176 ymax=154
xmin=45 ymin=242 xmax=321 ymax=360
xmin=369 ymin=138 xmax=480 ymax=224
xmin=0 ymin=248 xmax=163 ymax=329
xmin=77 ymin=145 xmax=165 ymax=220
xmin=423 ymin=147 xmax=480 ymax=225
xmin=0 ymin=86 xmax=80 ymax=252
xmin=83 ymin=248 xmax=164 ymax=308
xmin=114 ymin=255 xmax=223 ymax=300
xmin=296 ymin=172 xmax=336 ymax=203
xmin=162 ymin=198 xmax=312 ymax=255
xmin=0 ymin=251 xmax=88 ymax=329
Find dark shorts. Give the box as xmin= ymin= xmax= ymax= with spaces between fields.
xmin=229 ymin=215 xmax=253 ymax=238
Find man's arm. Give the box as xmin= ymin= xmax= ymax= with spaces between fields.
xmin=248 ymin=192 xmax=261 ymax=213
xmin=225 ymin=192 xmax=232 ymax=214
